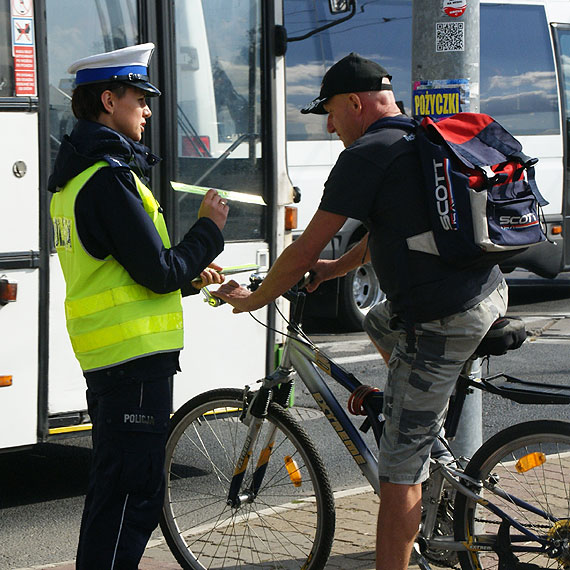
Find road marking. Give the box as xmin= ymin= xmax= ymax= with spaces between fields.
xmin=526 ymin=337 xmax=570 ymax=344
xmin=335 ymin=353 xmax=382 ymax=365
xmin=316 ymin=315 xmax=570 ymax=357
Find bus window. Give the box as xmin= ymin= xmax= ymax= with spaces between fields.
xmin=0 ymin=0 xmax=14 ymax=97
xmin=173 ymin=0 xmax=265 ymax=242
xmin=45 ymin=0 xmax=139 ymax=165
xmin=285 ymin=1 xmax=559 ymax=139
xmin=285 ymin=0 xmax=413 ymax=141
xmin=480 ymin=4 xmax=558 ymax=135
xmin=556 ymin=28 xmax=570 ymax=146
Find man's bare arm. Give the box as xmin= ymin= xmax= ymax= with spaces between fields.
xmin=214 ymin=210 xmax=347 ymax=312
xmin=306 ymin=233 xmax=370 ymax=292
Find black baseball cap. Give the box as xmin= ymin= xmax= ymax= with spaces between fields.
xmin=301 ymin=52 xmax=392 ymax=115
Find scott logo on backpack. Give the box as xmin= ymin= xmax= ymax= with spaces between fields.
xmin=499 ymin=213 xmax=539 ymax=229
xmin=389 ymin=113 xmax=549 ymax=268
xmin=432 ymin=157 xmax=458 ymax=231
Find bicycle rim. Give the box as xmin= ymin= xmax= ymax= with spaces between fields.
xmin=454 ymin=420 xmax=570 ymax=570
xmin=160 ymin=388 xmax=335 ymax=569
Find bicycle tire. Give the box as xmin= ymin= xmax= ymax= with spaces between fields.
xmin=160 ymin=388 xmax=336 ymax=569
xmin=453 ymin=420 xmax=570 ymax=570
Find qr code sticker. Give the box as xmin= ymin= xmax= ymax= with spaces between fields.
xmin=436 ymin=22 xmax=464 ymax=52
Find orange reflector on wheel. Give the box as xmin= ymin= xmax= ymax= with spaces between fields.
xmin=515 ymin=452 xmax=546 ymax=473
xmin=284 ymin=455 xmax=302 ymax=487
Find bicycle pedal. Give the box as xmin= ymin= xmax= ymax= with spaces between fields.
xmin=411 ymin=543 xmax=433 ymax=570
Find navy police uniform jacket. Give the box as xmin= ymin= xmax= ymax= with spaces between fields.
xmin=48 ymin=119 xmax=224 ymax=379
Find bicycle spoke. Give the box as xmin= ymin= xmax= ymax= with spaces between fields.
xmin=455 ymin=421 xmax=570 ymax=570
xmin=161 ymin=390 xmax=334 ymax=569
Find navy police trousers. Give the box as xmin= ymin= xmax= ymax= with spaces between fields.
xmin=76 ymin=369 xmax=171 ymax=570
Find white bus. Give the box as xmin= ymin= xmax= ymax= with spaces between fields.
xmin=0 ymin=0 xmax=349 ymax=451
xmin=284 ymin=0 xmax=570 ymax=329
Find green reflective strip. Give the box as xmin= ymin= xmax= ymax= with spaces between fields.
xmin=65 ymin=285 xmax=166 ymax=320
xmin=171 ymin=181 xmax=266 ymax=206
xmin=71 ymin=312 xmax=183 ymax=354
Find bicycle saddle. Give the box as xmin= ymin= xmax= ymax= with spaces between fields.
xmin=474 ymin=316 xmax=526 ymax=357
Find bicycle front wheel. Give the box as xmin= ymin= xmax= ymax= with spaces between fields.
xmin=454 ymin=420 xmax=570 ymax=570
xmin=160 ymin=388 xmax=335 ymax=569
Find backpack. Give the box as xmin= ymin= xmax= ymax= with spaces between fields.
xmin=396 ymin=113 xmax=549 ymax=268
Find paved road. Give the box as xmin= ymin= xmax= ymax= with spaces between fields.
xmin=4 ymin=278 xmax=570 ymax=570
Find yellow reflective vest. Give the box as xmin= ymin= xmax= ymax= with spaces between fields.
xmin=50 ymin=161 xmax=183 ymax=372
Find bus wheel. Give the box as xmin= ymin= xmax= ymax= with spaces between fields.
xmin=338 ymin=261 xmax=385 ymax=331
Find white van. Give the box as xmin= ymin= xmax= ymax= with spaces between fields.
xmin=284 ymin=0 xmax=570 ymax=329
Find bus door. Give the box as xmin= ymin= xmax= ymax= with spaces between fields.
xmin=552 ymin=23 xmax=570 ymax=268
xmin=44 ymin=0 xmax=140 ymax=429
xmin=0 ymin=0 xmax=39 ymax=448
xmin=167 ymin=0 xmax=272 ymax=408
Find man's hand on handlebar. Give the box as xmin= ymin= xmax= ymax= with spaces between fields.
xmin=305 ymin=259 xmax=341 ymax=293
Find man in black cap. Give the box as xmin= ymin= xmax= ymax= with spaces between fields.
xmin=49 ymin=44 xmax=228 ymax=569
xmin=215 ymin=52 xmax=506 ymax=569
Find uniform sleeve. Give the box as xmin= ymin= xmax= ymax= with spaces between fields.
xmin=75 ymin=168 xmax=224 ymax=294
xmin=318 ymin=150 xmax=383 ymax=221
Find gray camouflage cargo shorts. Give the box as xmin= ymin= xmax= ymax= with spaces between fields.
xmin=363 ymin=280 xmax=508 ymax=485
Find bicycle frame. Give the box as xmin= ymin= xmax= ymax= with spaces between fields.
xmin=217 ymin=281 xmax=570 ymax=567
xmin=422 ymin=460 xmax=559 ymax=556
xmin=285 ymin=336 xmax=381 ymax=494
xmin=225 ymin=327 xmax=381 ymax=510
xmin=281 ymin=334 xmax=560 ymax=558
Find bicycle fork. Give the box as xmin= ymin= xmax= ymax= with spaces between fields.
xmin=226 ymin=386 xmax=276 ymax=508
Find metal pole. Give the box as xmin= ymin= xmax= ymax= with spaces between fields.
xmin=411 ymin=0 xmax=482 ymax=459
xmin=412 ymin=0 xmax=480 ymax=114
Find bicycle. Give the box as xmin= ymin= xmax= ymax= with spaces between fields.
xmin=160 ymin=274 xmax=570 ymax=570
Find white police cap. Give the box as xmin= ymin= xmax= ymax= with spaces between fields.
xmin=67 ymin=43 xmax=160 ymax=96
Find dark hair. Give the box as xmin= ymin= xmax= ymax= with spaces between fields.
xmin=71 ymin=82 xmax=128 ymax=121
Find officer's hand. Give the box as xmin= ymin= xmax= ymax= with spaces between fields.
xmin=198 ymin=189 xmax=229 ymax=231
xmin=192 ymin=263 xmax=225 ymax=290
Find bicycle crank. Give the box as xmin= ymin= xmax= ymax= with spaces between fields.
xmin=412 ymin=542 xmax=434 ymax=570
xmin=548 ymin=519 xmax=570 ymax=567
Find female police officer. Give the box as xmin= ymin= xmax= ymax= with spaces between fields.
xmin=48 ymin=43 xmax=228 ymax=569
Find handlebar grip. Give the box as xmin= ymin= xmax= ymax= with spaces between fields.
xmin=248 ymin=272 xmax=313 ymax=294
xmin=298 ymin=272 xmax=313 ymax=289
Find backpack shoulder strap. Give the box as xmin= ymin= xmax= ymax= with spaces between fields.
xmin=375 ymin=116 xmax=418 ymax=133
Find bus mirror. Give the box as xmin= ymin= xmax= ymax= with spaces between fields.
xmin=329 ymin=0 xmax=353 ymax=13
xmin=288 ymin=1 xmax=356 ymax=42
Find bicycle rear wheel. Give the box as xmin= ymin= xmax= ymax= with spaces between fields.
xmin=454 ymin=420 xmax=570 ymax=570
xmin=160 ymin=388 xmax=335 ymax=569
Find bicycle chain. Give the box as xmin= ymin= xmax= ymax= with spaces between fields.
xmin=475 ymin=517 xmax=552 ymax=529
xmin=420 ymin=519 xmax=552 ymax=568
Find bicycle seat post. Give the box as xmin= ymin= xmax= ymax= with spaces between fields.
xmin=444 ymin=357 xmax=484 ymax=463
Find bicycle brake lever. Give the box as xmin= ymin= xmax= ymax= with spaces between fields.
xmin=201 ymin=286 xmax=225 ymax=307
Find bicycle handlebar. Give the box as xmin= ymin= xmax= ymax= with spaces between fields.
xmin=201 ymin=271 xmax=313 ymax=313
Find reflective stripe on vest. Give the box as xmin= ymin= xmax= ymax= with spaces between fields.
xmin=50 ymin=161 xmax=183 ymax=371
